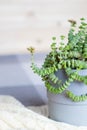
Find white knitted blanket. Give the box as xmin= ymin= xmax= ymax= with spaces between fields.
xmin=0 ymin=96 xmax=87 ymax=130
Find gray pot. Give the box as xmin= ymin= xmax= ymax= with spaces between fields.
xmin=47 ymin=69 xmax=87 ymax=126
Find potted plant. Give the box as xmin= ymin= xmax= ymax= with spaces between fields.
xmin=28 ymin=18 xmax=87 ymax=126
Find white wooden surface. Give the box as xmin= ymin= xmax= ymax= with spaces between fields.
xmin=0 ymin=0 xmax=87 ymax=54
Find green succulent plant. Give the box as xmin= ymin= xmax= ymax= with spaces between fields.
xmin=28 ymin=18 xmax=87 ymax=102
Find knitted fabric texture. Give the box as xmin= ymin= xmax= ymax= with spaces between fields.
xmin=0 ymin=95 xmax=87 ymax=130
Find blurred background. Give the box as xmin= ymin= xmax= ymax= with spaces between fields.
xmin=0 ymin=0 xmax=87 ymax=106
xmin=0 ymin=0 xmax=87 ymax=54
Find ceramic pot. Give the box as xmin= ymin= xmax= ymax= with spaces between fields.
xmin=47 ymin=69 xmax=87 ymax=126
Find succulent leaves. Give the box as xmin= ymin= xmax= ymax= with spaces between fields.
xmin=28 ymin=18 xmax=87 ymax=102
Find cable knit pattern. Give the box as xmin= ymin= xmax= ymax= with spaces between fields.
xmin=0 ymin=96 xmax=87 ymax=130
